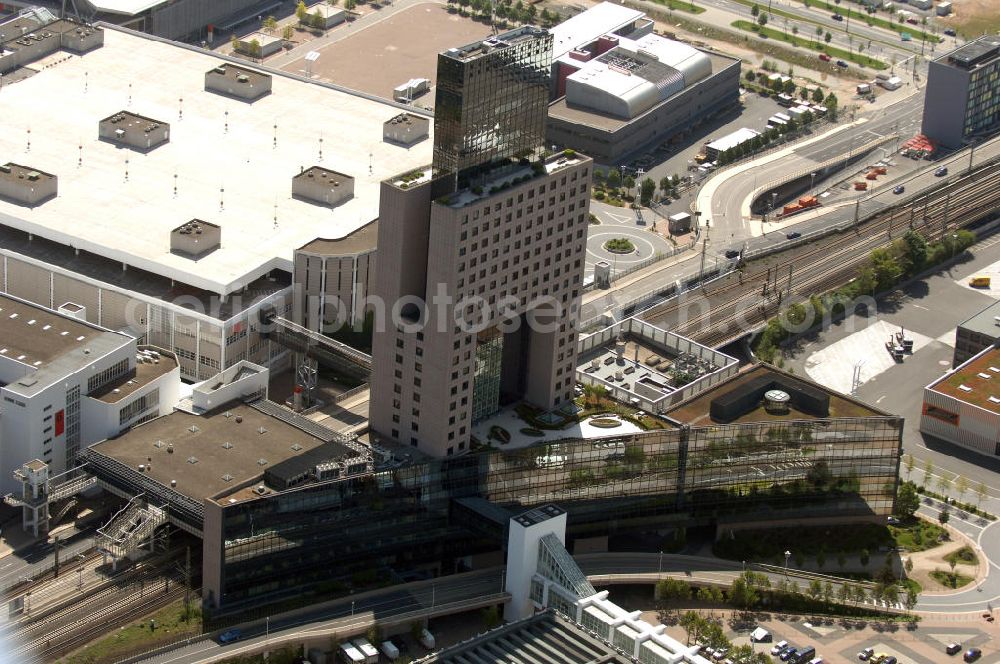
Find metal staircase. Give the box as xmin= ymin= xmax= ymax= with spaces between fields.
xmin=96 ymin=494 xmax=167 ymax=559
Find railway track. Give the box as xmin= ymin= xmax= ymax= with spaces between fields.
xmin=18 ymin=585 xmax=187 ymax=663
xmin=640 ymin=158 xmax=1000 ymax=348
xmin=7 ymin=549 xmax=186 ymax=661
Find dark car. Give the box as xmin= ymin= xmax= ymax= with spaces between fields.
xmin=786 ymin=231 xmax=801 ymax=240
xmin=965 ymin=649 xmax=982 ymax=662
xmin=883 ymin=657 xmax=897 ymax=664
xmin=725 ymin=249 xmax=740 ymax=259
xmin=935 ymin=166 xmax=949 ymax=177
xmin=837 ymin=59 xmax=849 ymax=68
xmin=947 ymin=644 xmax=963 ymax=655
xmin=780 ymin=649 xmax=799 ymax=662
xmin=945 ymin=28 xmax=957 ymax=36
xmin=219 ymin=629 xmax=241 ymax=644
xmin=832 ymin=13 xmax=843 ymax=21
xmin=893 ymin=185 xmax=905 ymax=194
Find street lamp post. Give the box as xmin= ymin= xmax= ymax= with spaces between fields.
xmin=810 ymin=172 xmax=816 ymax=193
xmin=659 ymin=550 xmax=663 ymax=575
xmin=784 ymin=550 xmax=791 ymax=577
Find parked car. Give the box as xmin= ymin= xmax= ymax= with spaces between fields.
xmin=947 ymin=644 xmax=963 ymax=655
xmin=883 ymin=657 xmax=898 ymax=664
xmin=713 ymin=648 xmax=729 ymax=661
xmin=725 ymin=249 xmax=740 ymax=259
xmin=786 ymin=231 xmax=801 ymax=240
xmin=832 ymin=13 xmax=844 ymax=20
xmin=906 ymin=17 xmax=919 ymax=24
xmin=945 ymin=28 xmax=957 ymax=36
xmin=837 ymin=60 xmax=849 ymax=68
xmin=935 ymin=166 xmax=949 ymax=177
xmin=819 ymin=53 xmax=832 ymax=62
xmin=858 ymin=648 xmax=875 ymax=661
xmin=965 ymin=649 xmax=982 ymax=662
xmin=780 ymin=649 xmax=799 ymax=662
xmin=893 ymin=185 xmax=905 ymax=195
xmin=773 ymin=641 xmax=790 ymax=656
xmin=218 ymin=629 xmax=241 ymax=644
xmin=887 ymin=515 xmax=900 ymax=524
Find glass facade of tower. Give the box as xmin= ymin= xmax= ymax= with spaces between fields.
xmin=433 ymin=26 xmax=553 ymax=183
xmin=206 ymin=415 xmax=901 ymax=611
xmin=472 ymin=326 xmax=504 ymax=423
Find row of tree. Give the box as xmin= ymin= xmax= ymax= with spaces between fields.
xmin=446 ymin=0 xmax=560 ymax=27
xmin=754 ymin=230 xmax=976 ymax=362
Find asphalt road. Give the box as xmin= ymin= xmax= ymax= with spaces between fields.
xmin=703 ymin=92 xmax=925 ymax=247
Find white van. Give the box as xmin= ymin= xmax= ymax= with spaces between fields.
xmin=338 ymin=643 xmax=364 ymax=664
xmin=351 ymin=638 xmax=379 ymax=664
xmin=380 ymin=640 xmax=400 ymax=660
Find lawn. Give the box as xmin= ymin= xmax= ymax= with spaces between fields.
xmin=647 ymin=0 xmax=706 ymax=14
xmin=64 ymin=599 xmax=202 ymax=664
xmin=889 ymin=518 xmax=946 ymax=553
xmin=732 ymin=20 xmax=887 ymax=70
xmin=715 ymin=517 xmax=946 ymax=562
xmin=808 ymin=0 xmax=940 ymax=43
xmin=930 ymin=570 xmax=974 ymax=589
xmin=944 ymin=546 xmax=978 ymax=567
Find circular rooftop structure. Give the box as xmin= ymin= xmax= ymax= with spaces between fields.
xmin=763 ymin=389 xmax=791 ymax=414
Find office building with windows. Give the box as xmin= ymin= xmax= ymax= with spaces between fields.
xmin=79 ymin=360 xmax=900 ymax=612
xmin=952 ymin=300 xmax=1000 ymax=367
xmin=921 ymin=344 xmax=1000 ymax=457
xmin=370 ymin=27 xmax=593 ymax=457
xmin=0 ymin=293 xmax=179 ymax=495
xmin=921 ymin=36 xmax=1000 ymax=148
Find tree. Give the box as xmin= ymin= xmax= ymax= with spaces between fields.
xmin=922 ymin=458 xmax=934 ymax=487
xmin=751 ymin=3 xmax=760 ymax=16
xmin=807 ymin=579 xmax=823 ymax=601
xmin=783 ymin=78 xmax=797 ymax=94
xmin=902 ymin=453 xmax=915 ymax=480
xmin=896 ymin=481 xmax=920 ymax=519
xmin=956 ymin=475 xmax=969 ymax=505
xmin=282 ymin=24 xmax=295 ymax=41
xmin=812 ymin=86 xmax=825 ymax=103
xmin=852 ymin=584 xmax=868 ymax=606
xmin=607 ymin=168 xmax=622 ymax=190
xmin=936 ymin=472 xmax=952 ymax=496
xmin=903 ymin=231 xmax=928 ymax=274
xmin=824 ymin=31 xmax=832 ymax=44
xmin=660 ymin=175 xmax=673 ymax=195
xmin=311 ymin=9 xmax=325 ymax=28
xmin=679 ymin=611 xmax=704 ymax=645
xmin=656 ymin=578 xmax=692 ymax=607
xmin=870 ymin=246 xmax=903 ymax=292
xmin=729 ymin=573 xmax=760 ymax=611
xmin=296 ymin=0 xmax=309 ymax=21
xmin=640 ymin=177 xmax=656 ymax=206
xmin=623 ymin=175 xmax=636 ymax=197
xmin=757 ymin=12 xmax=768 ymax=28
xmin=939 ymin=506 xmax=951 ymax=525
xmin=262 ymin=15 xmax=278 ymax=33
xmin=860 ymin=549 xmax=870 ymax=567
xmin=904 ymin=586 xmax=918 ymax=613
xmin=976 ymin=482 xmax=989 ymax=509
xmin=837 ymin=582 xmax=850 ymax=605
